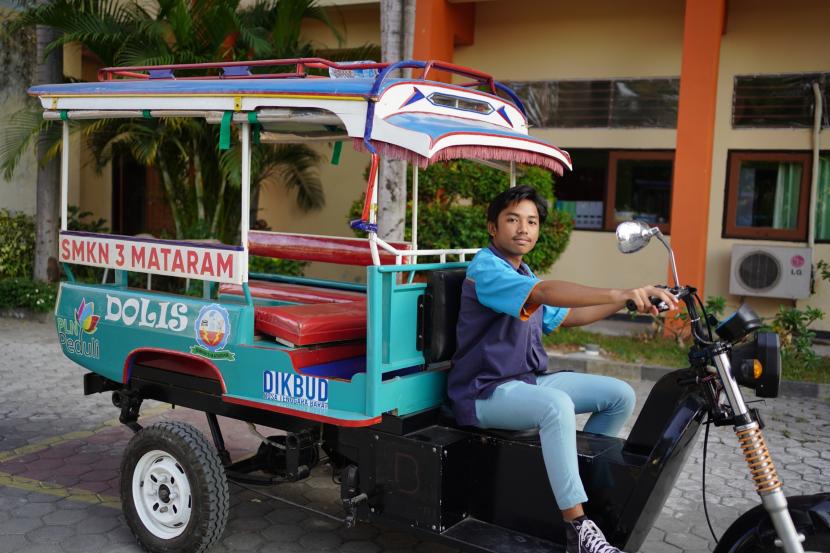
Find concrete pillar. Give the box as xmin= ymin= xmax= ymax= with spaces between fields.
xmin=669 ymin=0 xmax=726 ymax=295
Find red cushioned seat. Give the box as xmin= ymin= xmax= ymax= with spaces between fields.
xmin=255 ymin=301 xmax=366 ymax=347
xmin=220 ymin=280 xmax=365 ymax=305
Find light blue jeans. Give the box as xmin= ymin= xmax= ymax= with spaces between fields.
xmin=474 ymin=371 xmax=636 ymax=510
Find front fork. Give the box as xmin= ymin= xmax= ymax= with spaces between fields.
xmin=712 ymin=351 xmax=805 ymax=552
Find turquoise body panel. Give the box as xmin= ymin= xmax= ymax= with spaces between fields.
xmin=56 ymin=260 xmax=468 ymax=425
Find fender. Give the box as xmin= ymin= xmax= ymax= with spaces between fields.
xmin=713 ymin=493 xmax=830 ymax=553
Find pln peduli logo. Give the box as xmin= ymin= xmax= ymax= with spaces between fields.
xmin=75 ymin=298 xmax=100 ymax=334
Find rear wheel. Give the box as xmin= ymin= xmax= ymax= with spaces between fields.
xmin=121 ymin=422 xmax=229 ymax=553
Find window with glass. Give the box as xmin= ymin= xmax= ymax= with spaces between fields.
xmin=555 ymin=150 xmax=674 ymax=232
xmin=723 ymin=152 xmax=811 ymax=240
xmin=812 ymin=154 xmax=830 ymax=241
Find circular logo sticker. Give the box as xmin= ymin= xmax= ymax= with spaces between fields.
xmin=195 ymin=304 xmax=231 ymax=352
xmin=791 ymin=254 xmax=805 ymax=269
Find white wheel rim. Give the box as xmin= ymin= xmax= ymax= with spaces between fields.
xmin=132 ymin=449 xmax=193 ymax=540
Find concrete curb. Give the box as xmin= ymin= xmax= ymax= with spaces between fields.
xmin=0 ymin=308 xmax=53 ymax=324
xmin=548 ymin=351 xmax=830 ymax=403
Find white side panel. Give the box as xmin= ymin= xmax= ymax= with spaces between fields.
xmin=374 ymin=82 xmax=528 ymax=132
xmin=39 ymin=97 xmax=369 ymax=137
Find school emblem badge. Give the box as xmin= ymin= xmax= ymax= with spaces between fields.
xmin=190 ymin=304 xmax=235 ymax=361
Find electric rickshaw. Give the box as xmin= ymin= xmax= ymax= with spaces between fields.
xmin=29 ymin=58 xmax=829 ymax=553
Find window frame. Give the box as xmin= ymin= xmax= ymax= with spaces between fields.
xmin=604 ymin=150 xmax=675 ymax=234
xmin=723 ymin=151 xmax=812 ymax=241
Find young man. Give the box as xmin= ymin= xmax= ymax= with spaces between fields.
xmin=448 ymin=185 xmax=678 ymax=553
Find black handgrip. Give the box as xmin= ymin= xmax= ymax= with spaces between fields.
xmin=626 ymin=296 xmax=670 ymax=313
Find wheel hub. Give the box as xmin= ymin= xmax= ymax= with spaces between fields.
xmin=132 ymin=450 xmax=193 ymax=540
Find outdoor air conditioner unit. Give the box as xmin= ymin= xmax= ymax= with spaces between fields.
xmin=729 ymin=244 xmax=811 ymax=299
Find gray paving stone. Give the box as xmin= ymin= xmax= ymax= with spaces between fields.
xmin=0 ymin=535 xmax=29 ymax=553
xmin=1 ymin=319 xmax=828 ymax=553
xmin=25 ymin=523 xmax=76 ymax=544
xmin=59 ymin=533 xmax=109 ymax=552
xmin=340 ymin=540 xmax=382 ymax=553
xmin=0 ymin=516 xmax=44 ymax=535
xmin=222 ymin=531 xmax=264 ymax=551
xmin=42 ymin=508 xmax=89 ymax=526
xmin=298 ymin=530 xmax=343 ymax=550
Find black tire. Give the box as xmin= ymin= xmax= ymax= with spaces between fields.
xmin=717 ymin=532 xmax=830 ymax=553
xmin=714 ymin=494 xmax=830 ymax=553
xmin=120 ymin=422 xmax=229 ymax=553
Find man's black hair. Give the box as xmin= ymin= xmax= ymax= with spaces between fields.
xmin=486 ymin=185 xmax=549 ymax=226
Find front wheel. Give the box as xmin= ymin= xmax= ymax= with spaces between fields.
xmin=714 ymin=494 xmax=830 ymax=553
xmin=121 ymin=421 xmax=229 ymax=553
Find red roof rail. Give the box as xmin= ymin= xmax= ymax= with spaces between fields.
xmin=97 ymin=58 xmax=390 ymax=82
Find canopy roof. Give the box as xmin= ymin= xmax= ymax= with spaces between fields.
xmin=28 ymin=58 xmax=571 ymax=174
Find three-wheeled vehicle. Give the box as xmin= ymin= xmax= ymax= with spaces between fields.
xmin=30 ymin=58 xmax=829 ymax=553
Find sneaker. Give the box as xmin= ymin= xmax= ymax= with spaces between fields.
xmin=566 ymin=517 xmax=626 ymax=553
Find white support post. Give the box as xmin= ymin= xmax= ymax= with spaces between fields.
xmin=509 ymin=161 xmax=516 ymax=188
xmin=61 ymin=120 xmax=69 ymax=231
xmin=411 ymin=164 xmax=419 ymax=250
xmin=241 ymin=122 xmax=252 ymax=282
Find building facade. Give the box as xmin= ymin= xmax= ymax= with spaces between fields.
xmin=8 ymin=0 xmax=830 ymax=330
xmin=296 ymin=0 xmax=830 ymax=330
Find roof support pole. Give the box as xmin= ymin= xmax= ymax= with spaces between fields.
xmin=668 ymin=0 xmax=725 ymax=299
xmin=411 ymin=164 xmax=419 ymax=252
xmin=241 ymin=122 xmax=251 ymax=285
xmin=60 ymin=120 xmax=69 ymax=231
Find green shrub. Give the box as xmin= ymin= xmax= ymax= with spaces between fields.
xmin=769 ymin=305 xmax=824 ymax=372
xmin=0 ymin=209 xmax=35 ymax=279
xmin=65 ymin=206 xmax=110 ymax=283
xmin=348 ymin=161 xmax=573 ymax=273
xmin=0 ymin=278 xmax=58 ymax=312
xmin=248 ymin=256 xmax=307 ymax=277
xmin=67 ymin=205 xmax=108 ymax=233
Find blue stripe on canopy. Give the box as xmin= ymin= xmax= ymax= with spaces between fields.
xmin=383 ymin=113 xmax=565 ymax=152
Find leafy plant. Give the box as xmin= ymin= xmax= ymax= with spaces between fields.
xmin=0 ymin=278 xmax=58 ymax=312
xmin=0 ymin=209 xmax=36 ymax=279
xmin=249 ymin=256 xmax=306 ymax=277
xmin=1 ymin=0 xmax=355 ymax=246
xmin=768 ymin=305 xmax=824 ymax=372
xmin=646 ymin=295 xmax=727 ymax=347
xmin=68 ymin=205 xmax=108 ymax=233
xmin=816 ymin=259 xmax=830 ymax=282
xmin=348 ymin=160 xmax=573 ymax=273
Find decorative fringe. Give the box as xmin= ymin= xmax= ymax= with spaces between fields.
xmin=353 ymin=139 xmax=566 ymax=175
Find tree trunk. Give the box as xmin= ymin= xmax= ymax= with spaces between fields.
xmin=33 ymin=25 xmax=63 ymax=283
xmin=192 ymin=142 xmax=206 ymax=224
xmin=377 ymin=0 xmax=415 ymax=241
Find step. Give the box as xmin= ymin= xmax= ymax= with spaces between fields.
xmin=441 ymin=518 xmax=563 ymax=553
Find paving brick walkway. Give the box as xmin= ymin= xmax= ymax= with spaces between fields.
xmin=0 ymin=318 xmax=827 ymax=553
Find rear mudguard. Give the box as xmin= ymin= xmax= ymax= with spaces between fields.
xmin=713 ymin=493 xmax=830 ymax=553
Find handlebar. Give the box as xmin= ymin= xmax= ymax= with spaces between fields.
xmin=623 ymin=284 xmax=685 ymax=314
xmin=625 ymin=296 xmax=671 ymax=314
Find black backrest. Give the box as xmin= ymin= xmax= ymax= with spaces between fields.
xmin=417 ymin=269 xmax=467 ymax=364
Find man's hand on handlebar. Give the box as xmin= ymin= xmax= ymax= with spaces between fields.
xmin=617 ymin=286 xmax=679 ymax=315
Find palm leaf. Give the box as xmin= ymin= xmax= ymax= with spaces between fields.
xmin=260 ymin=144 xmax=324 ymax=211
xmin=0 ymin=106 xmax=51 ymax=180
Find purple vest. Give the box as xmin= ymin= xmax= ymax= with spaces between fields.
xmin=448 ymin=244 xmax=549 ymax=426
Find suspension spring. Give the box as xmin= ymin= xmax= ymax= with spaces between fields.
xmin=736 ymin=423 xmax=782 ymax=494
